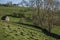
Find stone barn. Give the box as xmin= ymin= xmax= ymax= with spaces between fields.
xmin=1 ymin=16 xmax=10 ymax=21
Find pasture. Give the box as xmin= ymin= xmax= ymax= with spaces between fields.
xmin=0 ymin=6 xmax=60 ymax=40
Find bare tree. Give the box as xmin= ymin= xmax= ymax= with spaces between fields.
xmin=20 ymin=0 xmax=28 ymax=7
xmin=6 ymin=1 xmax=12 ymax=6
xmin=19 ymin=0 xmax=60 ymax=32
xmin=43 ymin=0 xmax=60 ymax=32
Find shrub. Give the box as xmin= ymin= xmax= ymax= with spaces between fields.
xmin=11 ymin=12 xmax=25 ymax=18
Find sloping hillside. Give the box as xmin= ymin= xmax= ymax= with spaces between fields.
xmin=0 ymin=21 xmax=57 ymax=40
xmin=0 ymin=6 xmax=60 ymax=40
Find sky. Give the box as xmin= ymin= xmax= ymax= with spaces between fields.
xmin=0 ymin=0 xmax=60 ymax=4
xmin=0 ymin=0 xmax=22 ymax=4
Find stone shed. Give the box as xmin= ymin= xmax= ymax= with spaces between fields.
xmin=1 ymin=16 xmax=10 ymax=21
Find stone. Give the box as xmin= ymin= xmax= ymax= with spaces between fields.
xmin=1 ymin=16 xmax=10 ymax=21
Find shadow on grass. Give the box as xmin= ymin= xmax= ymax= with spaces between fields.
xmin=16 ymin=22 xmax=60 ymax=39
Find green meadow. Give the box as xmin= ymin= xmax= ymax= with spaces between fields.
xmin=0 ymin=6 xmax=60 ymax=40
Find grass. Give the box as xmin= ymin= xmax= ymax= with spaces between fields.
xmin=0 ymin=6 xmax=19 ymax=15
xmin=51 ymin=25 xmax=60 ymax=35
xmin=0 ymin=6 xmax=60 ymax=40
xmin=0 ymin=21 xmax=57 ymax=40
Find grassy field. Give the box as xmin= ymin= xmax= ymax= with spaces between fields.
xmin=0 ymin=6 xmax=60 ymax=40
xmin=0 ymin=21 xmax=57 ymax=40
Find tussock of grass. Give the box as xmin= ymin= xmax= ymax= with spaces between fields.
xmin=0 ymin=21 xmax=58 ymax=40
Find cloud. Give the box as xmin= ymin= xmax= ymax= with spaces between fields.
xmin=0 ymin=0 xmax=22 ymax=4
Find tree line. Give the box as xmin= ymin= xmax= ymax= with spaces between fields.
xmin=0 ymin=1 xmax=18 ymax=7
xmin=20 ymin=0 xmax=60 ymax=32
